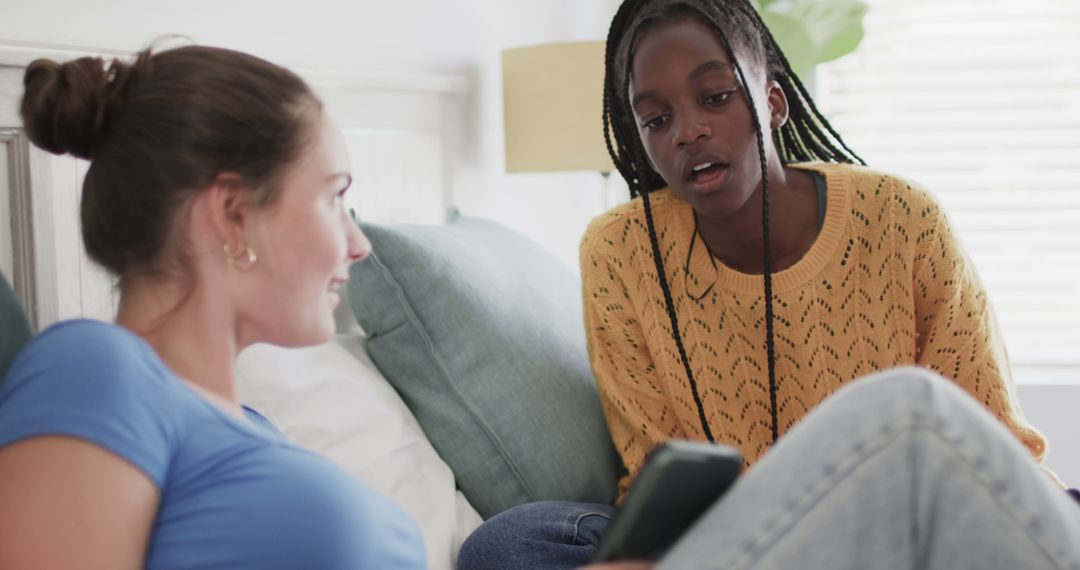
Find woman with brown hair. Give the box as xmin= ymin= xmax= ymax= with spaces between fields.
xmin=0 ymin=46 xmax=427 ymax=568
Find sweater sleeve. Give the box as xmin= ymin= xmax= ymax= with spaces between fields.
xmin=905 ymin=181 xmax=1048 ymax=463
xmin=580 ymin=227 xmax=687 ymax=501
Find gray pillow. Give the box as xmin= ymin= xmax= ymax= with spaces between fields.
xmin=347 ymin=217 xmax=619 ymax=519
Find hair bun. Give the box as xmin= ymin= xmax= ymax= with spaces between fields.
xmin=20 ymin=56 xmax=132 ymax=160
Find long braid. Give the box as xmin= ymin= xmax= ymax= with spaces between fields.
xmin=778 ymin=53 xmax=864 ymax=164
xmin=791 ymin=114 xmax=832 ymax=159
xmin=781 ymin=122 xmax=812 ymax=163
xmin=727 ymin=46 xmax=780 ymax=445
xmin=694 ymin=0 xmax=779 ymax=443
xmin=602 ymin=0 xmax=865 ymax=446
xmin=624 ymin=35 xmax=717 ymax=442
xmin=640 ymin=192 xmax=717 ymax=442
xmin=603 ymin=0 xmax=644 ymax=185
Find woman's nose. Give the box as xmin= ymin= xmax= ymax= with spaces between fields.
xmin=345 ymin=219 xmax=372 ymax=263
xmin=674 ymin=110 xmax=711 ymax=148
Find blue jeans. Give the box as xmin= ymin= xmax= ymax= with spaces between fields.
xmin=458 ymin=367 xmax=1080 ymax=569
xmin=457 ymin=501 xmax=615 ymax=569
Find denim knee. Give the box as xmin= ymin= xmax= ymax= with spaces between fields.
xmin=829 ymin=365 xmax=946 ymax=422
xmin=458 ymin=501 xmax=615 ymax=570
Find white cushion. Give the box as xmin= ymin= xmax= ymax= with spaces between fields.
xmin=236 ymin=334 xmax=482 ymax=570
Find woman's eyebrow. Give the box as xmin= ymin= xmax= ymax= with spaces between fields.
xmin=327 ymin=172 xmax=353 ymax=190
xmin=689 ymin=59 xmax=734 ymax=81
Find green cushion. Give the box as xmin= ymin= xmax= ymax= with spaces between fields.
xmin=347 ymin=217 xmax=619 ymax=519
xmin=0 ymin=272 xmax=33 ymax=381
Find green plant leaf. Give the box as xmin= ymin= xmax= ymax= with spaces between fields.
xmin=759 ymin=10 xmax=817 ymax=77
xmin=783 ymin=0 xmax=868 ymax=64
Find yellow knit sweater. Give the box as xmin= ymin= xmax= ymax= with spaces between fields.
xmin=580 ymin=163 xmax=1046 ymax=499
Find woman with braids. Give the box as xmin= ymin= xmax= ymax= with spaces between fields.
xmin=457 ymin=0 xmax=1080 ymax=568
xmin=0 ymin=46 xmax=427 ymax=568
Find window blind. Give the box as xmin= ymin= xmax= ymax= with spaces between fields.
xmin=815 ymin=0 xmax=1080 ymax=384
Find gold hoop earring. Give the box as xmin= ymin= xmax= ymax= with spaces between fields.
xmin=224 ymin=243 xmax=257 ymax=271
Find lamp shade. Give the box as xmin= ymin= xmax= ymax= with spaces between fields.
xmin=502 ymin=41 xmax=614 ymax=174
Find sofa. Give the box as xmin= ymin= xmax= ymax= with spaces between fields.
xmin=234 ymin=215 xmax=622 ymax=569
xmin=0 ymin=215 xmax=621 ymax=570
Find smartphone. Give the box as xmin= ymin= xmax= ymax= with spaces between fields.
xmin=592 ymin=440 xmax=742 ymax=562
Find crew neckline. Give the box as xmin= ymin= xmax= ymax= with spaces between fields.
xmin=675 ymin=162 xmax=851 ymax=295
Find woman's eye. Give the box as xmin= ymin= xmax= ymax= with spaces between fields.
xmin=641 ymin=115 xmax=667 ymax=130
xmin=704 ymin=91 xmax=734 ymax=105
xmin=332 ymin=175 xmax=353 ymax=204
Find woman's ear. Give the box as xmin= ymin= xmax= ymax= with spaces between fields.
xmin=197 ymin=173 xmax=253 ymax=249
xmin=766 ymin=79 xmax=789 ymax=130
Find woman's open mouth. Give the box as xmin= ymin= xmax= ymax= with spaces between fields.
xmin=687 ymin=161 xmax=729 ymax=193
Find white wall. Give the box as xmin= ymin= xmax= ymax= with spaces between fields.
xmin=0 ymin=0 xmax=622 ymax=268
xmin=0 ymin=0 xmax=508 ymax=74
xmin=1018 ymin=385 xmax=1080 ymax=486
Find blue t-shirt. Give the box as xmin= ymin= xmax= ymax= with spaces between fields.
xmin=0 ymin=320 xmax=426 ymax=569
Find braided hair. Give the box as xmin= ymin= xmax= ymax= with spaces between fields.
xmin=602 ymin=0 xmax=864 ymax=444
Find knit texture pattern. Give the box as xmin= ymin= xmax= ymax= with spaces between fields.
xmin=580 ymin=162 xmax=1046 ymax=498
